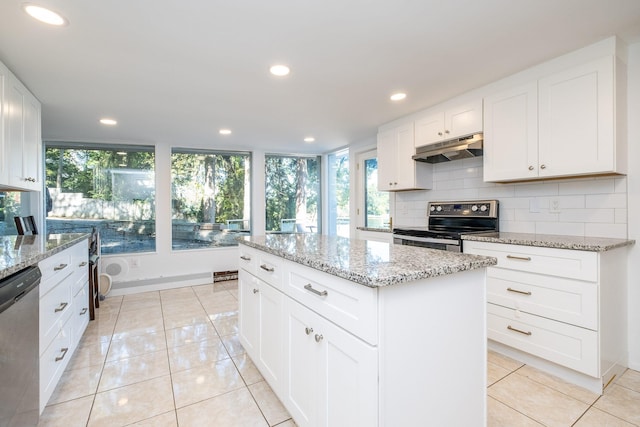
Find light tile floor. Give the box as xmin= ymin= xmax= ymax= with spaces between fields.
xmin=38 ymin=280 xmax=640 ymax=427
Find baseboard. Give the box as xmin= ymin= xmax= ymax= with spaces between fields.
xmin=109 ymin=272 xmax=213 ymax=296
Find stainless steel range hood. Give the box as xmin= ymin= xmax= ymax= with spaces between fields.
xmin=412 ymin=133 xmax=483 ymax=164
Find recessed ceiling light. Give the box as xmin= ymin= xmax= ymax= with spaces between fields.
xmin=304 ymin=137 xmax=315 ymax=143
xmin=270 ymin=65 xmax=290 ymax=77
xmin=219 ymin=129 xmax=232 ymax=135
xmin=390 ymin=92 xmax=407 ymax=101
xmin=99 ymin=118 xmax=117 ymax=125
xmin=22 ymin=3 xmax=68 ymax=26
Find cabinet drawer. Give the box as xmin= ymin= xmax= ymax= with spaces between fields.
xmin=40 ymin=325 xmax=72 ymax=409
xmin=254 ymin=250 xmax=284 ymax=290
xmin=487 ymin=268 xmax=598 ymax=330
xmin=464 ymin=241 xmax=597 ymax=281
xmin=72 ymin=285 xmax=90 ymax=345
xmin=40 ymin=279 xmax=73 ymax=353
xmin=69 ymin=239 xmax=89 ymax=284
xmin=71 ymin=267 xmax=89 ymax=296
xmin=238 ymin=245 xmax=257 ymax=275
xmin=488 ymin=304 xmax=598 ymax=377
xmin=39 ymin=250 xmax=73 ymax=297
xmin=285 ymin=263 xmax=378 ymax=345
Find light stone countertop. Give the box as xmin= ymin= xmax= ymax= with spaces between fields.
xmin=462 ymin=232 xmax=635 ymax=252
xmin=239 ymin=234 xmax=496 ymax=287
xmin=0 ymin=233 xmax=89 ymax=280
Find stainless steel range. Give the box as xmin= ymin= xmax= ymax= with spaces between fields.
xmin=393 ymin=200 xmax=499 ymax=252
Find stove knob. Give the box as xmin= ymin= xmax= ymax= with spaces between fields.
xmin=480 ymin=205 xmax=488 ymax=212
xmin=436 ymin=206 xmax=442 ymax=212
xmin=471 ymin=205 xmax=478 ymax=212
xmin=430 ymin=205 xmax=435 ymax=212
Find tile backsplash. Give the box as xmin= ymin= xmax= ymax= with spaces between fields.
xmin=394 ymin=157 xmax=628 ymax=239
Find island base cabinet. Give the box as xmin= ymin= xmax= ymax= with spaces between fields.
xmin=284 ymin=297 xmax=377 ymax=427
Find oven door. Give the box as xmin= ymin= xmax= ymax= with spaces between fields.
xmin=392 ymin=234 xmax=461 ymax=252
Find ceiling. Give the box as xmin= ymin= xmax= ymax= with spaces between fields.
xmin=1 ymin=1 xmax=639 ymax=154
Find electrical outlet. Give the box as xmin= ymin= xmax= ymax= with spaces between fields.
xmin=129 ymin=258 xmax=140 ymax=268
xmin=549 ymin=198 xmax=560 ymax=213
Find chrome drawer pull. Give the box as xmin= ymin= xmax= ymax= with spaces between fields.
xmin=314 ymin=334 xmax=323 ymax=343
xmin=80 ymin=307 xmax=88 ymax=315
xmin=54 ymin=263 xmax=68 ymax=271
xmin=507 ymin=325 xmax=532 ymax=336
xmin=55 ymin=347 xmax=69 ymax=362
xmin=506 ymin=255 xmax=532 ymax=261
xmin=54 ymin=302 xmax=69 ymax=312
xmin=252 ymin=288 xmax=259 ymax=294
xmin=79 ymin=261 xmax=88 ymax=267
xmin=507 ymin=287 xmax=532 ymax=296
xmin=304 ymin=284 xmax=328 ymax=297
xmin=260 ymin=264 xmax=274 ymax=272
xmin=305 ymin=327 xmax=314 ymax=335
xmin=240 ymin=255 xmax=251 ymax=261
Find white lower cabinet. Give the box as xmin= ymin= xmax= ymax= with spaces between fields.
xmin=38 ymin=239 xmax=89 ymax=413
xmin=284 ymin=297 xmax=377 ymax=427
xmin=464 ymin=240 xmax=628 ymax=393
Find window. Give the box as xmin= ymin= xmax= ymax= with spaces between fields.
xmin=44 ymin=143 xmax=156 ymax=254
xmin=171 ymin=149 xmax=251 ymax=250
xmin=265 ymin=155 xmax=320 ymax=233
xmin=327 ymin=150 xmax=349 ymax=237
xmin=356 ymin=150 xmax=390 ymax=230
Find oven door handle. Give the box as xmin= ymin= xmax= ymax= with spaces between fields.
xmin=392 ymin=234 xmax=458 ymax=245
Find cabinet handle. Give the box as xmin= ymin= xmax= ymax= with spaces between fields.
xmin=444 ymin=130 xmax=450 ymax=134
xmin=507 ymin=325 xmax=532 ymax=336
xmin=252 ymin=288 xmax=259 ymax=294
xmin=389 ymin=182 xmax=393 ymax=186
xmin=305 ymin=327 xmax=314 ymax=335
xmin=25 ymin=177 xmax=36 ymax=182
xmin=438 ymin=132 xmax=443 ymax=136
xmin=393 ymin=182 xmax=397 ymax=185
xmin=528 ymin=165 xmax=534 ymax=171
xmin=80 ymin=307 xmax=88 ymax=315
xmin=54 ymin=263 xmax=68 ymax=271
xmin=507 ymin=287 xmax=532 ymax=296
xmin=314 ymin=334 xmax=324 ymax=343
xmin=260 ymin=264 xmax=274 ymax=272
xmin=304 ymin=284 xmax=328 ymax=297
xmin=55 ymin=347 xmax=69 ymax=362
xmin=540 ymin=164 xmax=547 ymax=169
xmin=54 ymin=302 xmax=69 ymax=312
xmin=79 ymin=261 xmax=88 ymax=267
xmin=240 ymin=255 xmax=251 ymax=261
xmin=506 ymin=255 xmax=531 ymax=261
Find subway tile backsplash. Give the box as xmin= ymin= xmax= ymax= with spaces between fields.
xmin=394 ymin=157 xmax=629 ymax=239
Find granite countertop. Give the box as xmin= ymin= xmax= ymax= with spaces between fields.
xmin=239 ymin=234 xmax=496 ymax=287
xmin=462 ymin=232 xmax=635 ymax=252
xmin=0 ymin=233 xmax=90 ymax=280
xmin=356 ymin=227 xmax=392 ymax=233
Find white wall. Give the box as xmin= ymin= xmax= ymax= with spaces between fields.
xmin=626 ymin=41 xmax=640 ymax=370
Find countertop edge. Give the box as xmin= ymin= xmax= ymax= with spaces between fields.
xmin=462 ymin=233 xmax=635 ymax=252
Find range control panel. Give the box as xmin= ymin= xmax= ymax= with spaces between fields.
xmin=427 ymin=200 xmax=498 ymax=218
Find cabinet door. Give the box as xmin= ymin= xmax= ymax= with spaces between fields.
xmin=538 ymin=56 xmax=614 ymax=177
xmin=258 ymin=281 xmax=284 ymax=392
xmin=22 ymin=91 xmax=41 ymax=190
xmin=317 ymin=315 xmax=378 ymax=427
xmin=0 ymin=62 xmax=7 ymax=184
xmin=483 ymin=82 xmax=538 ymax=181
xmin=445 ymin=100 xmax=483 ymax=139
xmin=393 ymin=122 xmax=416 ymax=190
xmin=414 ymin=112 xmax=444 ymax=147
xmin=238 ymin=270 xmax=260 ymax=357
xmin=284 ymin=298 xmax=319 ymax=427
xmin=376 ymin=129 xmax=396 ymax=191
xmin=6 ymin=77 xmax=25 ymax=188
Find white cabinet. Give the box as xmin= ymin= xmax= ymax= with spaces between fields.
xmin=0 ymin=62 xmax=8 ymax=184
xmin=284 ymin=297 xmax=377 ymax=427
xmin=414 ymin=99 xmax=483 ymax=147
xmin=464 ymin=240 xmax=628 ymax=393
xmin=4 ymin=69 xmax=41 ymax=191
xmin=483 ymin=55 xmax=624 ymax=182
xmin=377 ymin=123 xmax=432 ymax=191
xmin=38 ymin=239 xmax=89 ymax=413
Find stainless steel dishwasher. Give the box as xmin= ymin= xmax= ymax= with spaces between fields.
xmin=0 ymin=266 xmax=42 ymax=427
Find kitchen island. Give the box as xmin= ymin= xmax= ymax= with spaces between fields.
xmin=238 ymin=234 xmax=496 ymax=427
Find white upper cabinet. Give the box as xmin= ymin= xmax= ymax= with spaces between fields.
xmin=484 ymin=55 xmax=625 ymax=182
xmin=2 ymin=64 xmax=42 ymax=191
xmin=0 ymin=62 xmax=7 ymax=185
xmin=377 ymin=123 xmax=432 ymax=191
xmin=414 ymin=100 xmax=483 ymax=147
xmin=483 ymin=82 xmax=539 ymax=182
